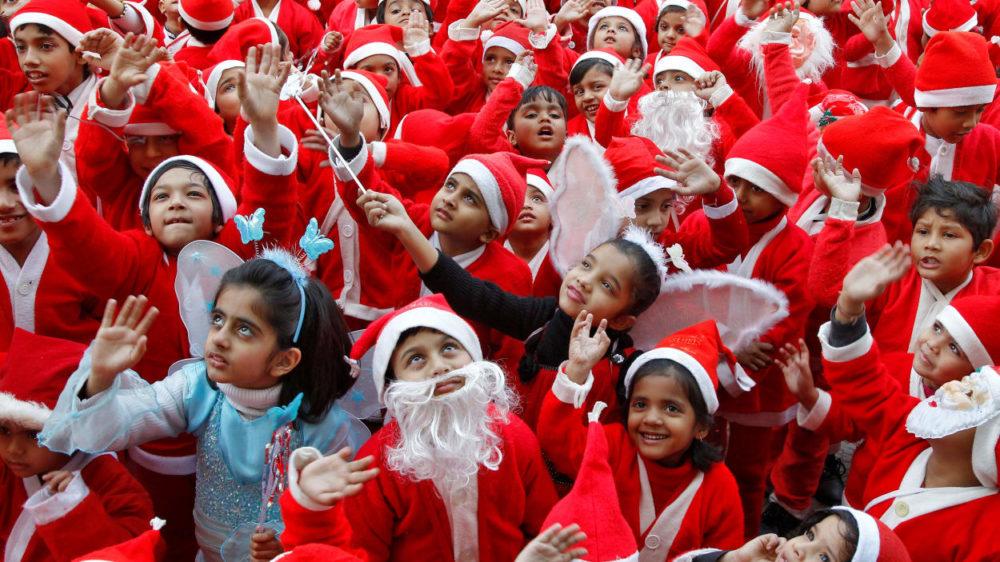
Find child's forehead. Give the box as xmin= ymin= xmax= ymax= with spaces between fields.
xmin=153 ymin=166 xmax=210 ymax=190
xmin=916 ymin=206 xmax=964 ymax=226
xmin=599 ymin=15 xmax=635 ymax=29
xmin=13 ymin=23 xmax=66 ymax=43
xmin=358 ymin=53 xmax=398 ymax=68
xmin=395 ymin=327 xmax=462 ymax=350
xmin=516 ymin=98 xmax=565 ymax=116
xmin=445 ymin=171 xmax=484 ymax=195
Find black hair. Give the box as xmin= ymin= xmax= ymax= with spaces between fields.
xmin=617 ymin=358 xmax=721 ymax=471
xmin=0 ymin=153 xmax=21 ymax=167
xmin=569 ymin=58 xmax=615 ymax=88
xmin=376 ymin=0 xmax=434 ymax=25
xmin=794 ymin=508 xmax=860 ymax=558
xmin=657 ymin=4 xmax=688 ymax=25
xmin=215 ymin=259 xmax=356 ymax=423
xmin=182 ymin=20 xmax=229 ymax=45
xmin=383 ymin=326 xmax=449 ymax=382
xmin=595 ymin=237 xmax=661 ymax=316
xmin=908 ymin=175 xmax=997 ymax=248
xmin=505 ymin=85 xmax=568 ymax=129
xmin=141 ymin=161 xmax=223 ymax=229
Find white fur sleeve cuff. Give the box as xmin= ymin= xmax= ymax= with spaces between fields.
xmin=244 ymin=124 xmax=298 ymax=176
xmin=702 ymin=190 xmax=738 ymax=219
xmin=827 ymin=198 xmax=859 ymax=222
xmin=735 ymin=8 xmax=754 ymax=27
xmin=331 ymin=134 xmax=370 ymax=183
xmin=761 ymin=31 xmax=792 ymax=45
xmin=370 ymin=141 xmax=387 ymax=167
xmin=552 ymin=362 xmax=594 ymax=408
xmin=818 ymin=321 xmax=874 ymax=363
xmin=797 ymin=388 xmax=832 ymax=431
xmin=288 ymin=447 xmax=334 ymax=512
xmin=405 ymin=38 xmax=432 ymax=57
xmin=131 ymin=63 xmax=161 ymax=106
xmin=448 ymin=20 xmax=481 ymax=42
xmin=603 ymin=91 xmax=628 ymax=113
xmin=528 ymin=24 xmax=558 ymax=49
xmin=89 ymin=81 xmax=134 ymax=128
xmin=708 ymin=84 xmax=734 ymax=108
xmin=875 ymin=42 xmax=902 ymax=68
xmin=24 ymin=471 xmax=90 ymax=525
xmin=17 ymin=162 xmax=77 ymax=223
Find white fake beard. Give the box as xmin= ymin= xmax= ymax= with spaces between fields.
xmin=736 ymin=17 xmax=835 ymax=90
xmin=383 ymin=361 xmax=518 ymax=489
xmin=632 ymin=89 xmax=719 ymax=166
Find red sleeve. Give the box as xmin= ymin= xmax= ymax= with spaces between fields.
xmin=672 ymin=187 xmax=749 ymax=269
xmin=506 ymin=415 xmax=558 ymax=536
xmin=468 ymin=77 xmax=522 ymax=154
xmin=72 ymin=105 xmax=134 ymax=207
xmin=380 ymin=141 xmax=451 ymax=200
xmin=535 ymin=389 xmax=594 ymax=478
xmin=696 ymin=468 xmax=745 ymax=553
xmin=593 ymin=101 xmax=628 ymax=148
xmin=342 ymin=437 xmax=401 ymax=562
xmin=755 ymin=231 xmax=814 ymax=351
xmin=440 ymin=36 xmax=483 ymax=106
xmin=762 ymin=42 xmax=805 ymax=114
xmin=393 ymin=49 xmax=456 ymax=114
xmin=434 ymin=0 xmax=480 ymax=50
xmin=278 ymin=492 xmax=359 ymax=553
xmin=807 ymin=216 xmax=888 ymax=309
xmin=705 ymin=17 xmax=753 ymax=87
xmin=712 ymin=90 xmax=760 ymax=140
xmin=881 ymin=49 xmax=918 ymax=108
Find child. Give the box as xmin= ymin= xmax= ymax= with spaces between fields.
xmin=675 ymin=506 xmax=911 ymax=561
xmin=172 ymin=0 xmax=235 ymax=70
xmin=278 ymin=295 xmax=558 ymax=561
xmin=635 ymin=0 xmax=708 ymax=60
xmin=0 ymin=329 xmax=155 ymax=562
xmin=537 ymin=318 xmax=744 ymax=558
xmin=39 ymin=258 xmax=364 ymax=560
xmin=203 ymin=60 xmax=245 ymax=134
xmin=504 ymin=170 xmax=553 ymax=282
xmin=443 ymin=20 xmax=532 ymax=114
xmin=233 ymin=0 xmax=324 ymax=60
xmin=586 ymin=6 xmax=647 ymax=61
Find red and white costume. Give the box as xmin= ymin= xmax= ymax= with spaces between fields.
xmin=234 ymin=0 xmax=325 ymax=59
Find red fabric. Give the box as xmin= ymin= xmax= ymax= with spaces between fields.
xmin=768 ymin=420 xmax=829 ymax=512
xmin=0 ymin=455 xmax=154 ymax=562
xmin=173 ymin=44 xmax=215 ymax=71
xmin=383 ymin=46 xmax=455 ymax=135
xmin=280 ymin=494 xmax=367 ymax=557
xmin=805 ymin=214 xmax=890 ymax=309
xmin=722 ymin=422 xmax=785 ymax=539
xmin=233 ymin=0 xmax=324 ymax=60
xmin=537 ymin=391 xmax=744 ymax=556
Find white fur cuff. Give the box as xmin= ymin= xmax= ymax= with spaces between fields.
xmin=90 ymin=81 xmax=135 ymax=127
xmin=827 ymin=198 xmax=859 ymax=222
xmin=405 ymin=38 xmax=432 ymax=57
xmin=288 ymin=447 xmax=334 ymax=512
xmin=448 ymin=21 xmax=481 ymax=42
xmin=875 ymin=42 xmax=902 ymax=68
xmin=331 ymin=134 xmax=369 ymax=183
xmin=797 ymin=388 xmax=832 ymax=431
xmin=244 ymin=124 xmax=298 ymax=176
xmin=761 ymin=31 xmax=792 ymax=45
xmin=708 ymin=84 xmax=734 ymax=108
xmin=24 ymin=471 xmax=90 ymax=525
xmin=131 ymin=63 xmax=161 ymax=106
xmin=370 ymin=141 xmax=387 ymax=168
xmin=17 ymin=162 xmax=77 ymax=224
xmin=603 ymin=91 xmax=628 ymax=113
xmin=552 ymin=362 xmax=594 ymax=408
xmin=702 ymin=191 xmax=738 ymax=219
xmin=818 ymin=321 xmax=874 ymax=363
xmin=528 ymin=24 xmax=557 ymax=50
xmin=508 ymin=63 xmax=534 ymax=89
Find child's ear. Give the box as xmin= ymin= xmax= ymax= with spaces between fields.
xmin=631 ymin=45 xmax=643 ymax=60
xmin=214 ymin=223 xmax=224 ymax=235
xmin=694 ymin=421 xmax=710 ymax=440
xmin=972 ymin=238 xmax=995 ymax=265
xmin=607 ymin=313 xmax=636 ymax=331
xmin=506 ymin=128 xmax=518 ymax=147
xmin=270 ymin=347 xmax=303 ymax=378
xmin=479 ymin=225 xmax=500 ymax=244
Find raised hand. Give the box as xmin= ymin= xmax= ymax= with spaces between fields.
xmin=565 ymin=311 xmax=610 ymax=385
xmin=88 ymin=296 xmax=160 ymax=398
xmin=319 ymin=70 xmax=366 ymax=148
xmin=655 ymin=148 xmax=721 ymax=196
xmin=299 ymin=447 xmax=379 ymax=506
xmin=510 ymin=50 xmax=537 ymax=83
xmin=811 ymin=155 xmax=861 ymax=203
xmin=848 ymin=0 xmax=893 ymax=53
xmin=515 ymin=0 xmax=550 ymax=33
xmin=239 ymin=43 xmax=290 ymax=128
xmin=693 ymin=70 xmax=727 ymax=103
xmin=6 ymin=92 xmax=66 ymax=198
xmin=357 ymin=190 xmax=412 ymax=235
xmin=76 ymin=28 xmax=125 ymax=73
xmin=736 ymin=339 xmax=774 ymax=372
xmin=514 ymin=523 xmax=588 ymax=562
xmin=741 ymin=0 xmax=770 ymax=19
xmin=764 ymin=1 xmax=799 ymax=33
xmin=838 ymin=241 xmax=910 ymax=313
xmin=403 ymin=8 xmax=431 ymax=45
xmin=775 ymin=339 xmax=819 ymax=409
xmin=322 ymin=30 xmax=343 ymax=52
xmin=608 ymin=58 xmax=651 ymax=102
xmin=465 ymin=0 xmax=509 ymax=29
xmin=554 ymin=0 xmax=589 ymax=30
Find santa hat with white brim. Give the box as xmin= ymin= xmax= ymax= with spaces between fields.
xmin=914 ymin=32 xmax=997 ymax=108
xmin=0 ymin=329 xmax=88 ymax=431
xmin=177 ymin=0 xmax=234 ymax=31
xmin=653 ymin=37 xmax=719 ymax=81
xmin=587 ymin=7 xmax=648 ymax=60
xmin=526 ymin=169 xmax=554 ymax=201
xmin=343 ymin=25 xmax=422 ymax=87
xmin=341 ymin=70 xmax=392 ymax=138
xmin=10 ymin=0 xmax=94 ymax=47
xmin=829 ymin=507 xmax=912 ymax=561
xmin=139 ymin=155 xmax=238 ymax=223
xmin=204 ymin=60 xmax=245 ymax=108
xmin=449 ymin=152 xmax=548 ymax=235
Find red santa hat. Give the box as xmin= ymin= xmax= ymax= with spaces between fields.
xmin=807 ymin=89 xmax=868 ymax=128
xmin=571 ymin=46 xmax=627 ymax=74
xmin=653 ymin=37 xmax=718 ymax=80
xmin=139 ymin=155 xmax=238 ymax=223
xmin=342 ymin=25 xmax=422 ymax=87
xmin=829 ymin=507 xmax=912 ymax=562
xmin=541 ymin=402 xmax=639 ymax=561
xmin=393 ymin=109 xmax=475 ymax=167
xmin=0 ymin=116 xmax=16 ymax=156
xmin=936 ymin=296 xmax=1000 ymax=370
xmin=449 ymin=152 xmax=548 ymax=235
xmin=587 ymin=6 xmax=648 ymax=60
xmin=923 ymin=0 xmax=978 ymax=38
xmin=724 ymin=82 xmax=809 ymax=207
xmin=271 ymin=544 xmax=364 ymax=561
xmin=0 ymin=329 xmax=87 ymax=431
xmin=604 ymin=136 xmax=677 ymax=200
xmin=914 ymin=32 xmax=997 ymax=108
xmin=177 ymin=0 xmax=234 ymax=31
xmin=816 ymin=106 xmax=927 ymax=196
xmin=10 ymin=0 xmax=93 ymax=47
xmin=526 ymin=168 xmax=553 ymax=200
xmin=73 ymin=518 xmax=167 ymax=561
xmin=623 ymin=320 xmax=734 ymax=413
xmin=123 ymin=104 xmax=181 ymax=138
xmin=340 ymin=70 xmax=392 ymax=138
xmin=208 ymin=17 xmax=279 ymax=64
xmin=203 ymin=60 xmax=245 ymax=108
xmin=482 ymin=21 xmax=531 ymax=61
xmin=350 ymin=294 xmax=482 ymax=400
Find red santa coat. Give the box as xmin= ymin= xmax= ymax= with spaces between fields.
xmin=173 ymin=43 xmax=215 ymax=71
xmin=820 ymin=327 xmax=1000 ymax=561
xmin=333 ymin=413 xmax=557 ymax=562
xmin=75 ymin=63 xmax=236 ymax=232
xmin=537 ymin=389 xmax=744 ymax=557
xmin=0 ymin=454 xmax=154 ymax=562
xmin=234 ymin=0 xmax=324 ymax=60
xmin=385 ymin=47 xmax=455 ymax=135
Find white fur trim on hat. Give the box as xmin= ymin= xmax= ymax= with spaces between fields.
xmin=724 ymin=157 xmax=798 ymax=206
xmin=587 ymin=6 xmax=648 ymax=59
xmin=624 ymin=348 xmax=718 ymax=413
xmin=0 ymin=139 xmax=16 ymax=155
xmin=10 ymin=12 xmax=84 ymax=46
xmin=831 ymin=507 xmax=880 ymax=562
xmin=572 ymin=50 xmax=622 ymax=72
xmin=177 ymin=0 xmax=233 ymax=31
xmin=972 ymin=410 xmax=1000 ymax=487
xmin=139 ymin=155 xmax=237 ymax=222
xmin=923 ymin=11 xmax=977 ymax=37
xmin=906 ymin=368 xmax=1000 ymax=439
xmin=483 ymin=36 xmax=526 ymax=61
xmin=343 ymin=43 xmax=423 ymax=87
xmin=451 ymin=158 xmax=507 ymax=233
xmin=914 ymin=84 xmax=996 ymax=108
xmin=654 ymin=55 xmax=704 ymax=82
xmin=527 ymin=173 xmax=554 ymax=200
xmin=123 ymin=122 xmax=181 ymax=136
xmin=937 ymin=305 xmax=994 ymax=368
xmin=204 ymin=60 xmax=245 ymax=108
xmin=341 ymin=71 xmax=392 ymax=138
xmin=0 ymin=392 xmax=50 ymax=430
xmin=371 ymin=307 xmax=482 ymax=397
xmin=618 ymin=175 xmax=677 ymax=200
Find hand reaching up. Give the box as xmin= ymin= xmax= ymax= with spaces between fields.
xmin=515 ymin=523 xmax=588 ymax=562
xmin=319 ymin=70 xmax=366 ymax=148
xmin=848 ymin=0 xmax=894 ymax=54
xmin=655 ymin=148 xmax=721 ymax=196
xmin=239 ymin=44 xmax=290 ymax=127
xmin=693 ymin=71 xmax=727 ymax=103
xmin=101 ymin=32 xmax=168 ymax=109
xmin=775 ymin=339 xmax=819 ymax=409
xmin=764 ymin=1 xmax=799 ymax=33
xmin=608 ymin=58 xmax=650 ymax=103
xmin=465 ymin=0 xmax=509 ymax=29
xmin=811 ymin=154 xmax=861 ymax=203
xmin=298 ymin=447 xmax=379 ymax=507
xmin=565 ymin=311 xmax=610 ymax=385
xmin=509 ymin=50 xmax=537 ymax=84
xmin=76 ymin=28 xmax=125 ymax=73
xmin=838 ymin=241 xmax=910 ymax=316
xmin=88 ymin=296 xmax=160 ymax=398
xmin=515 ymin=0 xmax=550 ymax=33
xmin=403 ymin=8 xmax=431 ymax=45
xmin=6 ymin=92 xmax=66 ymax=198
xmin=554 ymin=0 xmax=589 ymax=30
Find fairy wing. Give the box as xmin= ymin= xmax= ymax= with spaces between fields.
xmin=548 ymin=135 xmax=622 ymax=276
xmin=334 ymin=329 xmax=382 ymax=421
xmin=175 ymin=240 xmax=245 ymax=358
xmin=630 ymin=269 xmax=790 ymax=353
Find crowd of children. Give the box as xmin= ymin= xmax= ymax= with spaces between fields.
xmin=1 ymin=0 xmax=1000 ymax=560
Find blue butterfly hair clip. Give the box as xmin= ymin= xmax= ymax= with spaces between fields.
xmin=299 ymin=218 xmax=336 ymax=261
xmin=235 ymin=208 xmax=265 ymax=245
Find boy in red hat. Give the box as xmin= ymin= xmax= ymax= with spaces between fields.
xmin=281 ymin=295 xmax=558 ymax=561
xmin=0 ymin=329 xmax=154 ymax=562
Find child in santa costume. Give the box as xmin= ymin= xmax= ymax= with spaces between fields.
xmin=560 ymin=49 xmax=651 ymax=144
xmin=281 ymin=295 xmax=559 ymax=561
xmin=504 ymin=170 xmax=554 ymax=286
xmin=74 ymin=34 xmax=236 ymax=233
xmin=233 ymin=0 xmax=324 ymax=61
xmin=537 ymin=318 xmax=744 ymax=558
xmin=203 ymin=60 xmax=245 ymax=134
xmin=690 ymin=83 xmax=814 ymax=538
xmin=674 ymin=505 xmax=911 ymax=561
xmin=635 ymin=0 xmax=709 ymax=62
xmin=781 ymin=245 xmax=1000 ymax=561
xmin=172 ymin=0 xmax=235 ymax=70
xmin=0 ymin=329 xmax=154 ymax=562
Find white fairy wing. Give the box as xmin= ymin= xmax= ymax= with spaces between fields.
xmin=175 ymin=240 xmax=245 ymax=358
xmin=630 ymin=269 xmax=790 ymax=353
xmin=548 ymin=135 xmax=621 ymax=276
xmin=335 ymin=329 xmax=382 ymax=421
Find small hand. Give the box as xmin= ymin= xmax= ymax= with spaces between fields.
xmin=655 ymin=148 xmax=721 ymax=195
xmin=848 ymin=0 xmax=892 ymax=52
xmin=41 ymin=470 xmax=74 ymax=493
xmin=554 ymin=0 xmax=589 ymax=29
xmin=403 ymin=8 xmax=431 ymax=45
xmin=725 ymin=533 xmax=786 ymax=562
xmin=838 ymin=241 xmax=910 ymax=307
xmin=6 ymin=92 xmax=67 ymax=180
xmin=741 ymin=0 xmax=770 ymax=19
xmin=102 ymin=32 xmax=168 ymax=108
xmin=514 ymin=523 xmax=588 ymax=562
xmin=736 ymin=339 xmax=774 ymax=372
xmin=357 ymin=189 xmax=412 ymax=235
xmin=774 ymin=339 xmax=818 ymax=408
xmin=322 ymin=31 xmax=343 ymax=52
xmin=693 ymin=70 xmax=727 ymax=103
xmin=319 ymin=70 xmax=365 ymax=147
xmin=299 ymin=447 xmax=380 ymax=506
xmin=238 ymin=43 xmax=291 ymax=126
xmin=249 ymin=529 xmax=282 ymax=562
xmin=301 ymin=128 xmax=339 ymax=159
xmin=811 ymin=154 xmax=861 ymax=203
xmin=76 ymin=28 xmax=125 ymax=72
xmin=608 ymin=58 xmax=650 ymax=102
xmin=465 ymin=0 xmax=509 ymax=29
xmin=514 ymin=0 xmax=549 ymax=33
xmin=764 ymin=1 xmax=799 ymax=34
xmin=510 ymin=49 xmax=537 ymax=83
xmin=565 ymin=311 xmax=610 ymax=384
xmin=88 ymin=296 xmax=160 ymax=397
